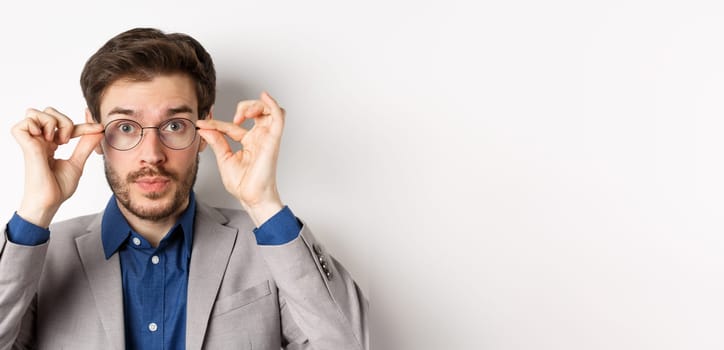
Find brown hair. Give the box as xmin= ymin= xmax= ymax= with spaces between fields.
xmin=80 ymin=27 xmax=216 ymax=122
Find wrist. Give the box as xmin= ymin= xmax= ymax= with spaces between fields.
xmin=242 ymin=199 xmax=284 ymax=227
xmin=16 ymin=205 xmax=58 ymax=228
xmin=16 ymin=197 xmax=60 ymax=228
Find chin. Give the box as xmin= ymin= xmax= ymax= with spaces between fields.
xmin=125 ymin=188 xmax=186 ymax=221
xmin=141 ymin=190 xmax=171 ymax=200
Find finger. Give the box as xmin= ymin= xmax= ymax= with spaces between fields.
xmin=197 ymin=129 xmax=234 ymax=162
xmin=260 ymin=91 xmax=285 ymax=132
xmin=11 ymin=119 xmax=49 ymax=162
xmin=42 ymin=107 xmax=75 ymax=144
xmin=260 ymin=91 xmax=285 ymax=117
xmin=70 ymin=123 xmax=104 ymax=138
xmin=26 ymin=119 xmax=42 ymax=137
xmin=233 ymin=100 xmax=266 ymax=124
xmin=24 ymin=109 xmax=59 ymax=142
xmin=196 ymin=119 xmax=248 ymax=141
xmin=68 ymin=133 xmax=104 ymax=170
xmin=11 ymin=117 xmax=41 ymax=140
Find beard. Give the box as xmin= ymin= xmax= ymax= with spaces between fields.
xmin=104 ymin=154 xmax=199 ymax=221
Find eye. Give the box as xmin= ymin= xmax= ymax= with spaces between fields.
xmin=117 ymin=122 xmax=138 ymax=134
xmin=162 ymin=119 xmax=188 ymax=133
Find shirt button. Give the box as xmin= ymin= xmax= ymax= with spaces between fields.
xmin=132 ymin=237 xmax=141 ymax=246
xmin=148 ymin=322 xmax=158 ymax=332
xmin=151 ymin=255 xmax=160 ymax=265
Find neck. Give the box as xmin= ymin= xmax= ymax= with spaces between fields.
xmin=116 ymin=198 xmax=189 ymax=247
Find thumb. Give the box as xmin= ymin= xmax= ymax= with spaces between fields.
xmin=68 ymin=133 xmax=104 ymax=170
xmin=198 ymin=129 xmax=233 ymax=163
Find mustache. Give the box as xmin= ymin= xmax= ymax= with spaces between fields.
xmin=127 ymin=167 xmax=178 ymax=183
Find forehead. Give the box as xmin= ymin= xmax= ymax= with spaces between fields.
xmin=99 ymin=74 xmax=197 ymax=121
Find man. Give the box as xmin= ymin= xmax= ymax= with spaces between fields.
xmin=0 ymin=28 xmax=367 ymax=350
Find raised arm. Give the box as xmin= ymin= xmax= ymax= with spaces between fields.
xmin=13 ymin=107 xmax=103 ymax=227
xmin=197 ymin=92 xmax=368 ymax=349
xmin=0 ymin=108 xmax=103 ymax=349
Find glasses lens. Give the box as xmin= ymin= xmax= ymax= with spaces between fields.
xmin=103 ymin=118 xmax=197 ymax=151
xmin=158 ymin=118 xmax=197 ymax=149
xmin=105 ymin=119 xmax=142 ymax=150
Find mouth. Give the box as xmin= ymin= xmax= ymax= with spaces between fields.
xmin=134 ymin=177 xmax=171 ymax=192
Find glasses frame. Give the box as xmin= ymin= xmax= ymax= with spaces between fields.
xmin=102 ymin=117 xmax=201 ymax=151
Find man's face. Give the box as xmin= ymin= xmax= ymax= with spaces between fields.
xmin=93 ymin=74 xmax=206 ymax=221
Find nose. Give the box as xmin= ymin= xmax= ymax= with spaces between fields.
xmin=137 ymin=129 xmax=166 ymax=166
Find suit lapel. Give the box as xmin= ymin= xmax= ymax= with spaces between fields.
xmin=186 ymin=202 xmax=239 ymax=350
xmin=75 ymin=217 xmax=125 ymax=350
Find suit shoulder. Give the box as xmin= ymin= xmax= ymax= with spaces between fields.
xmin=213 ymin=207 xmax=254 ymax=228
xmin=48 ymin=212 xmax=101 ymax=240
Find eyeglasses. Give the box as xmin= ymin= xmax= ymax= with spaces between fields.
xmin=103 ymin=118 xmax=199 ymax=151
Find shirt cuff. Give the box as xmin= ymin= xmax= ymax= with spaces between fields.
xmin=6 ymin=212 xmax=50 ymax=246
xmin=253 ymin=206 xmax=301 ymax=245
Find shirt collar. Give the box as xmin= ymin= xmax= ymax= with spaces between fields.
xmin=101 ymin=191 xmax=197 ymax=260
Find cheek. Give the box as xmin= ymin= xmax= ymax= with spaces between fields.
xmin=102 ymin=147 xmax=133 ymax=172
xmin=102 ymin=147 xmax=120 ymax=163
xmin=166 ymin=148 xmax=200 ymax=168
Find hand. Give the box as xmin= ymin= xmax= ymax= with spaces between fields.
xmin=11 ymin=107 xmax=104 ymax=227
xmin=197 ymin=91 xmax=285 ymax=226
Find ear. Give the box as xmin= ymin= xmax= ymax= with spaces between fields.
xmin=85 ymin=108 xmax=104 ymax=155
xmin=198 ymin=107 xmax=213 ymax=152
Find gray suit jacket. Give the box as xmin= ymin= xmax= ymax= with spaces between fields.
xmin=0 ymin=201 xmax=368 ymax=349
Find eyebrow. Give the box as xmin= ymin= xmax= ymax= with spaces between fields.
xmin=107 ymin=107 xmax=136 ymax=117
xmin=106 ymin=105 xmax=196 ymax=118
xmin=166 ymin=106 xmax=194 ymax=117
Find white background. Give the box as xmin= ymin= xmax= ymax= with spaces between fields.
xmin=2 ymin=1 xmax=724 ymax=349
